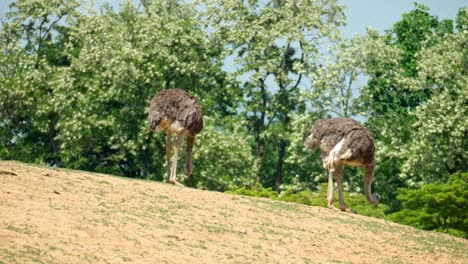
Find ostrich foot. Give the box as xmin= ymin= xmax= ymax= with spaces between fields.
xmin=327 ymin=203 xmax=340 ymax=211
xmin=167 ymin=179 xmax=184 ymax=187
xmin=340 ymin=207 xmax=356 ymax=214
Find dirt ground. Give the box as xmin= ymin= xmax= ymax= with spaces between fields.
xmin=0 ymin=161 xmax=466 ymax=263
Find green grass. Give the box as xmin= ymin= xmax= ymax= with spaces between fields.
xmin=384 ymin=259 xmax=408 ymax=264
xmin=5 ymin=225 xmax=34 ymax=235
xmin=202 ymin=224 xmax=229 ymax=234
xmin=97 ymin=180 xmax=111 ymax=185
xmin=185 ymin=240 xmax=208 ymax=250
xmin=252 ymin=244 xmax=262 ymax=250
xmin=407 ymin=233 xmax=467 ymax=258
xmin=0 ymin=248 xmax=16 ymax=263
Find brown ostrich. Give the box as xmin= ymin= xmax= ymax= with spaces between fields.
xmin=305 ymin=117 xmax=380 ymax=212
xmin=148 ymin=89 xmax=203 ymax=186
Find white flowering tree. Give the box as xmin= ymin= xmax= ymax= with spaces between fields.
xmin=203 ymin=0 xmax=345 ymax=190
xmin=191 ymin=116 xmax=255 ymax=191
xmin=400 ymin=29 xmax=467 ymax=184
xmin=1 ymin=0 xmax=243 ymax=186
xmin=351 ymin=5 xmax=464 ymax=210
xmin=0 ymin=0 xmax=80 ymax=164
xmin=54 ymin=0 xmax=232 ymax=178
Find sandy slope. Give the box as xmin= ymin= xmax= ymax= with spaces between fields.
xmin=0 ymin=161 xmax=466 ymax=264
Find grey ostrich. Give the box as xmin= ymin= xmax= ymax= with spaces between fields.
xmin=148 ymin=89 xmax=203 ymax=186
xmin=305 ymin=117 xmax=380 ymax=212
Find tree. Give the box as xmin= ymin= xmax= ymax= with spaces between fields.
xmin=308 ymin=37 xmax=368 ymax=117
xmin=191 ymin=116 xmax=255 ymax=191
xmin=388 ymin=171 xmax=468 ymax=238
xmin=399 ymin=18 xmax=467 ymax=183
xmin=0 ymin=0 xmax=80 ymax=164
xmin=204 ymin=0 xmax=345 ymax=190
xmin=55 ymin=0 xmax=232 ymax=178
xmin=1 ymin=0 xmax=239 ymax=180
xmin=354 ymin=4 xmax=461 ymax=210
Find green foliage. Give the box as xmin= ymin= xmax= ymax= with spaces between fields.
xmin=279 ymin=188 xmax=315 ymax=206
xmin=399 ymin=30 xmax=468 ymax=184
xmin=284 ymin=113 xmax=326 ymax=189
xmin=0 ymin=0 xmax=80 ymax=165
xmin=190 ymin=116 xmax=255 ymax=191
xmin=0 ymin=0 xmax=237 ymax=179
xmin=388 ymin=172 xmax=468 ymax=238
xmin=227 ymin=182 xmax=389 ymax=219
xmin=354 ymin=4 xmax=466 ymax=212
xmin=227 ymin=183 xmax=279 ymax=199
xmin=54 ymin=0 xmax=219 ymax=176
xmin=204 ymin=0 xmax=346 ymax=186
xmin=309 ymin=183 xmax=389 ymax=219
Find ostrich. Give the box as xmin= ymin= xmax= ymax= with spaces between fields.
xmin=148 ymin=89 xmax=203 ymax=186
xmin=305 ymin=117 xmax=380 ymax=212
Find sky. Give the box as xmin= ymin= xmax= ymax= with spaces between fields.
xmin=1 ymin=0 xmax=466 ymax=34
xmin=340 ymin=0 xmax=466 ymax=37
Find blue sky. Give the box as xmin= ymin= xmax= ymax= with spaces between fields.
xmin=341 ymin=0 xmax=466 ymax=37
xmin=1 ymin=0 xmax=466 ymax=33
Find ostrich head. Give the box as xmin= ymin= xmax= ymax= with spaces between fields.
xmin=148 ymin=111 xmax=164 ymax=131
xmin=371 ymin=193 xmax=381 ymax=205
xmin=305 ymin=133 xmax=319 ymax=150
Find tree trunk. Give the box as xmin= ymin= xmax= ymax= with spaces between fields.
xmin=275 ymin=139 xmax=287 ymax=192
xmin=47 ymin=112 xmax=60 ymax=166
xmin=444 ymin=217 xmax=448 ymax=233
xmin=255 ymin=134 xmax=265 ymax=183
xmin=142 ymin=145 xmax=150 ymax=178
xmin=254 ymin=81 xmax=268 ymax=183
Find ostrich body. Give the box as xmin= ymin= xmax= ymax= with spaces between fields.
xmin=305 ymin=117 xmax=380 ymax=212
xmin=148 ymin=89 xmax=203 ymax=186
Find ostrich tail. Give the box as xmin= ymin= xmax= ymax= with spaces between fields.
xmin=364 ymin=165 xmax=380 ymax=205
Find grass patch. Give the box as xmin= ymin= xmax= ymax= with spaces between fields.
xmin=202 ymin=224 xmax=230 ymax=234
xmin=254 ymin=227 xmax=288 ymax=238
xmin=247 ymin=197 xmax=300 ymax=214
xmin=19 ymin=245 xmax=47 ymax=264
xmin=97 ymin=180 xmax=111 ymax=185
xmin=121 ymin=256 xmax=132 ymax=262
xmin=5 ymin=225 xmax=34 ymax=235
xmin=156 ymin=223 xmax=170 ymax=230
xmin=48 ymin=246 xmax=62 ymax=252
xmin=155 ymin=194 xmax=170 ymax=200
xmin=94 ymin=189 xmax=109 ymax=197
xmin=219 ymin=211 xmax=234 ymax=218
xmin=188 ymin=241 xmax=208 ymax=250
xmin=407 ymin=233 xmax=467 ymax=258
xmin=328 ymin=260 xmax=353 ymax=264
xmin=338 ymin=234 xmax=353 ymax=240
xmin=0 ymin=248 xmax=17 ymax=263
xmin=384 ymin=260 xmax=408 ymax=264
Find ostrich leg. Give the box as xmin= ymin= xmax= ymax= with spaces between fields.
xmin=166 ymin=132 xmax=172 ymax=182
xmin=335 ymin=164 xmax=355 ymax=213
xmin=327 ymin=168 xmax=335 ymax=209
xmin=168 ymin=133 xmax=185 ymax=186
